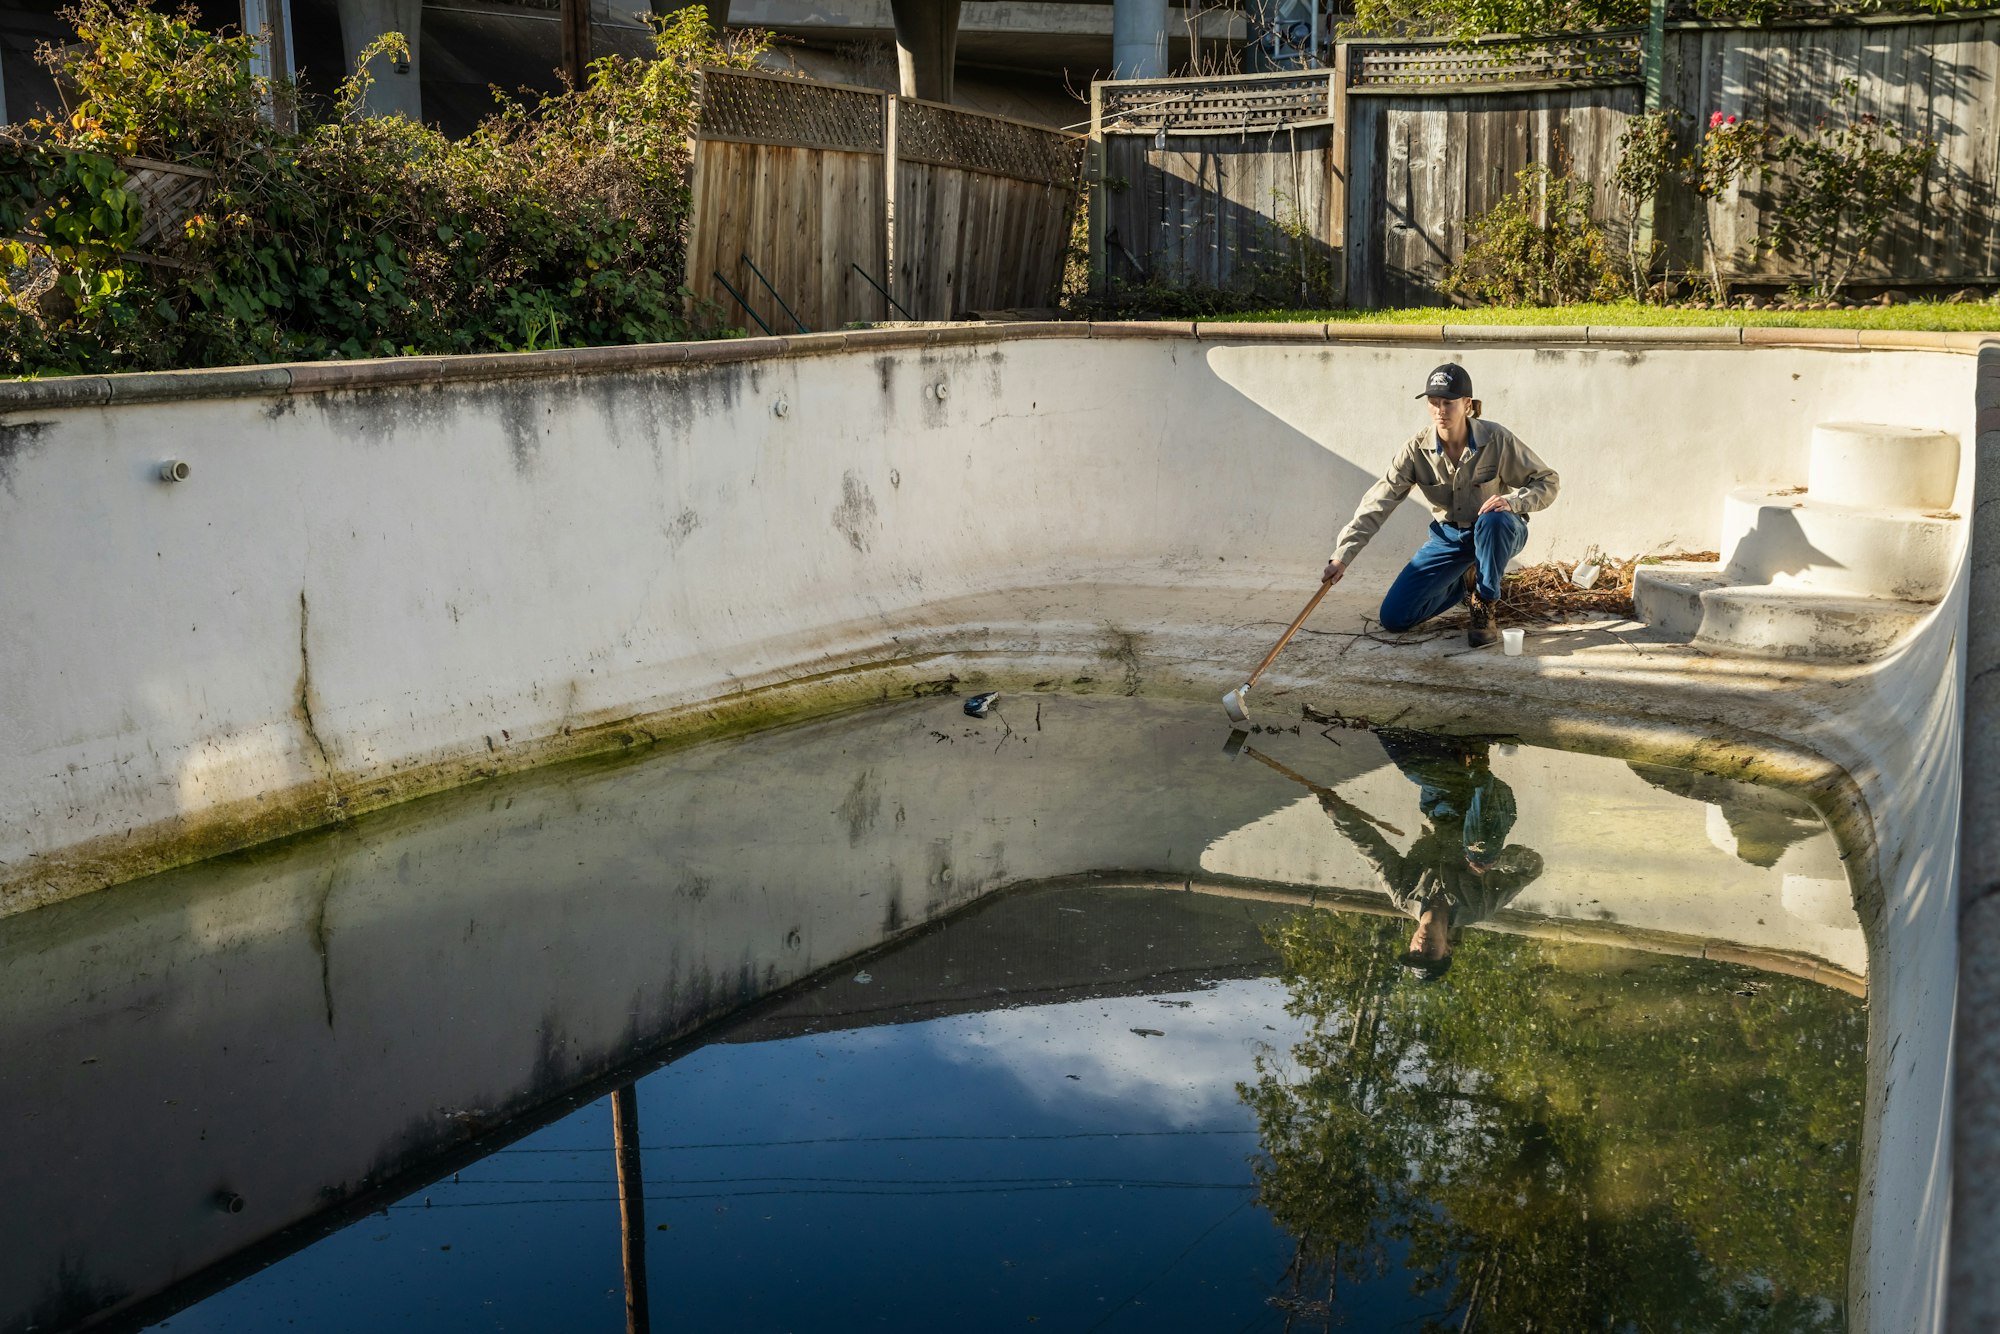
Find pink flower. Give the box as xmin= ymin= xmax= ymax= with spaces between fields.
xmin=1710 ymin=111 xmax=1724 ymax=128
xmin=1726 ymin=114 xmax=1737 ymax=124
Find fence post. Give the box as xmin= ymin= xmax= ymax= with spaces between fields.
xmin=1087 ymin=81 xmax=1106 ymax=301
xmin=1329 ymin=46 xmax=1351 ymax=307
xmin=884 ymin=92 xmax=900 ymax=318
xmin=1635 ymin=0 xmax=1666 ymax=272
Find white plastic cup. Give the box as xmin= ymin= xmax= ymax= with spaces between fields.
xmin=1501 ymin=627 xmax=1525 ymax=656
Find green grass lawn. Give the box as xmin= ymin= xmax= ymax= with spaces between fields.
xmin=1225 ymin=301 xmax=2000 ymax=332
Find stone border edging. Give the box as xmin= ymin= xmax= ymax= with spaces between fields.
xmin=1 ymin=319 xmax=1992 ymax=412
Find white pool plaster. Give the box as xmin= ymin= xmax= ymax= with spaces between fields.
xmin=0 ymin=321 xmax=1994 ymax=1332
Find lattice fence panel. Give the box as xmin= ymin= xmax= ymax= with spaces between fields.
xmin=1352 ymin=32 xmax=1643 ymax=87
xmin=697 ymin=70 xmax=884 ymax=152
xmin=896 ymin=101 xmax=1083 ymax=187
xmin=1098 ymin=73 xmax=1331 ymax=132
xmin=116 ymin=157 xmax=215 ymax=252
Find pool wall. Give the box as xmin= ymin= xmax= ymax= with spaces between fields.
xmin=0 ymin=324 xmax=1990 ymax=1332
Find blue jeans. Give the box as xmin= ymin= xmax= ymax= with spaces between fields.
xmin=1378 ymin=512 xmax=1528 ymax=633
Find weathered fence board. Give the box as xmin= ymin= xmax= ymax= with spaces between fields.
xmin=688 ymin=70 xmax=1083 ymax=331
xmin=1095 ymin=70 xmax=1341 ymax=303
xmin=1346 ymin=87 xmax=1640 ymax=306
xmin=1091 ymin=14 xmax=2000 ymax=308
xmin=1661 ymin=17 xmax=2000 ymax=285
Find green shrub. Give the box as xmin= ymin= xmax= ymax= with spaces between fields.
xmin=1760 ymin=85 xmax=1937 ymax=303
xmin=1438 ymin=163 xmax=1623 ymax=307
xmin=1340 ymin=0 xmax=1642 ymax=40
xmin=1 ymin=0 xmax=765 ymax=377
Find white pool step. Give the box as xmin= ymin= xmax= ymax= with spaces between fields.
xmin=1634 ymin=562 xmax=1937 ymax=661
xmin=1808 ymin=422 xmax=1960 ymax=511
xmin=1719 ymin=489 xmax=1958 ymax=601
xmin=1632 ymin=420 xmax=1962 ymax=662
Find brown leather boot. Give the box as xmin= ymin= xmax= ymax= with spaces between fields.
xmin=1468 ymin=593 xmax=1499 ymax=648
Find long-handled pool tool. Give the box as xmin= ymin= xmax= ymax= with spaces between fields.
xmin=1236 ymin=744 xmax=1404 ymax=837
xmin=1221 ymin=580 xmax=1334 ymax=724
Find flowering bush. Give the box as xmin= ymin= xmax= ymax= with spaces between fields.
xmin=1686 ymin=111 xmax=1769 ymax=299
xmin=1760 ymin=85 xmax=1936 ymax=302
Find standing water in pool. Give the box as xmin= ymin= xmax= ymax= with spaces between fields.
xmin=0 ymin=696 xmax=1864 ymax=1332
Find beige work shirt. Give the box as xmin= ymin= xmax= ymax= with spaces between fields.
xmin=1331 ymin=418 xmax=1560 ymax=568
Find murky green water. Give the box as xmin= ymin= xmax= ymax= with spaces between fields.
xmin=0 ymin=696 xmax=1865 ymax=1332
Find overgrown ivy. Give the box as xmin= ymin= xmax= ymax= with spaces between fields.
xmin=1 ymin=0 xmax=765 ymax=377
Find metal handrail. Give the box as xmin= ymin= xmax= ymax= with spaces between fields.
xmin=712 ymin=271 xmax=774 ymax=336
xmin=740 ymin=254 xmax=810 ymax=334
xmin=850 ymin=263 xmax=914 ymax=321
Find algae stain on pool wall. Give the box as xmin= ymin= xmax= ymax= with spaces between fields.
xmin=832 ymin=470 xmax=879 ymax=553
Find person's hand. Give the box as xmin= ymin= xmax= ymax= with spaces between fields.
xmin=1478 ymin=495 xmax=1514 ymax=515
xmin=1321 ymin=558 xmax=1346 ymax=584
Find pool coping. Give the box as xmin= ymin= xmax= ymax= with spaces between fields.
xmin=1 ymin=320 xmax=1992 ymax=411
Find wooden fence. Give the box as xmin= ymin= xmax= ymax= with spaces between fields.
xmin=1090 ymin=14 xmax=2000 ymax=307
xmin=688 ymin=69 xmax=1085 ymax=332
xmin=1092 ymin=71 xmax=1342 ymax=304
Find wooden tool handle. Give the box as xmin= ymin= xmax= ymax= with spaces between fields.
xmin=1245 ymin=580 xmax=1333 ymax=690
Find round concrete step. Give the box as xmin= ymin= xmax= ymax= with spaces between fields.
xmin=1719 ymin=488 xmax=1958 ymax=601
xmin=1632 ymin=563 xmax=1725 ymax=638
xmin=1691 ymin=584 xmax=1934 ymax=660
xmin=1808 ymin=422 xmax=1960 ymax=511
xmin=1634 ymin=564 xmax=1934 ymax=661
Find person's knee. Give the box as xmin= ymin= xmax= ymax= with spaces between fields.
xmin=1378 ymin=599 xmax=1420 ymax=633
xmin=1475 ymin=508 xmax=1524 ymax=536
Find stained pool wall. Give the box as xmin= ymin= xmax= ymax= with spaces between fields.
xmin=0 ymin=323 xmax=1990 ymax=1332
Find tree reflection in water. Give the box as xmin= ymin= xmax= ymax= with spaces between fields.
xmin=1237 ymin=739 xmax=1865 ymax=1332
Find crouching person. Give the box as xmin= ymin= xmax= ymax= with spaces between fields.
xmin=1321 ymin=364 xmax=1560 ymax=647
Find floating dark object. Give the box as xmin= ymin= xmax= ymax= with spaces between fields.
xmin=964 ymin=692 xmax=999 ymax=717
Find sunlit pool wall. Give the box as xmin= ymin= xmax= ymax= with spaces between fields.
xmin=0 ymin=325 xmax=1988 ymax=1332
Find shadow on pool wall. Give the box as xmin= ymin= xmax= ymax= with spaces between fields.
xmin=0 ymin=324 xmax=1990 ymax=1333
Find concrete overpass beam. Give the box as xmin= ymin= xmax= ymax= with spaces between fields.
xmin=1112 ymin=0 xmax=1169 ymax=79
xmin=890 ymin=0 xmax=960 ymax=103
xmin=335 ymin=0 xmax=422 ymax=119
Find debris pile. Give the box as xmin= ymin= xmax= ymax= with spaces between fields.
xmin=1500 ymin=551 xmax=1720 ymax=623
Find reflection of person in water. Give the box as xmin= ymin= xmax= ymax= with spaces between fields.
xmin=1317 ymin=732 xmax=1545 ymax=981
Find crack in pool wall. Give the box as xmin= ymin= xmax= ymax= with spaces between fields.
xmin=296 ymin=592 xmax=342 ymax=813
xmin=1104 ymin=628 xmax=1145 ymax=696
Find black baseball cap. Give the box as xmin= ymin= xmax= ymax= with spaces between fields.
xmin=1416 ymin=364 xmax=1472 ymax=399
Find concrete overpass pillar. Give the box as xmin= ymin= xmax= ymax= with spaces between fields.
xmin=1112 ymin=0 xmax=1170 ymax=79
xmin=890 ymin=0 xmax=960 ymax=103
xmin=335 ymin=0 xmax=422 ymax=120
